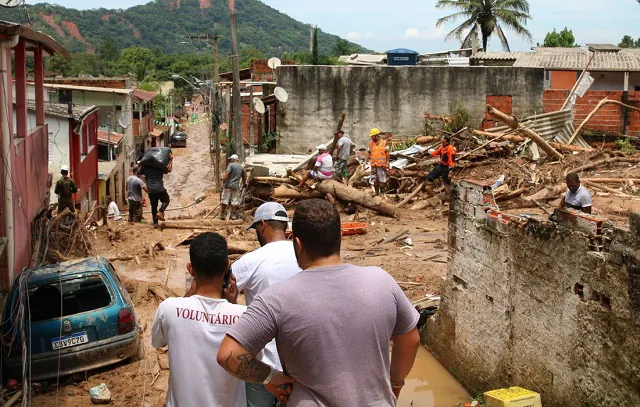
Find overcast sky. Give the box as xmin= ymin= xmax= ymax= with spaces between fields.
xmin=33 ymin=0 xmax=640 ymax=53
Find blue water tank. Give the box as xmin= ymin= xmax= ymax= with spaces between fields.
xmin=386 ymin=48 xmax=419 ymax=66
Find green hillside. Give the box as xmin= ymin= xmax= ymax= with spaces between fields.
xmin=3 ymin=0 xmax=367 ymax=56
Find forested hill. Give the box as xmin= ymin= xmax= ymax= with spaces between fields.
xmin=3 ymin=0 xmax=366 ymax=56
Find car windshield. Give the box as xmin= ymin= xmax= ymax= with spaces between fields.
xmin=28 ymin=274 xmax=112 ymax=323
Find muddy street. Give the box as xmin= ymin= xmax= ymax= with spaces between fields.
xmin=31 ymin=117 xmax=469 ymax=406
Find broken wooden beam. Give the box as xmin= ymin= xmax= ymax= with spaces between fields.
xmin=273 ymin=184 xmax=324 ymax=200
xmin=486 ymin=105 xmax=564 ymax=160
xmin=569 ymin=98 xmax=640 ymax=144
xmin=315 ymin=179 xmax=397 ymax=217
xmin=396 ymin=182 xmax=425 ymax=209
xmin=159 ymin=219 xmax=243 ymax=230
xmin=567 ymin=157 xmax=640 ymax=175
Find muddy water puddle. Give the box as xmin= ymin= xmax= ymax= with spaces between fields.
xmin=398 ymin=347 xmax=471 ymax=407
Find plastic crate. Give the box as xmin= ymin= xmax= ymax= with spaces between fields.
xmin=484 ymin=387 xmax=542 ymax=407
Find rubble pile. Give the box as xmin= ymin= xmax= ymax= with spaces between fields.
xmin=244 ymin=105 xmax=640 ymax=222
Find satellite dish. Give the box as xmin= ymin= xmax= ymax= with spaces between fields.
xmin=274 ymin=87 xmax=289 ymax=103
xmin=0 ymin=0 xmax=21 ymax=7
xmin=253 ymin=97 xmax=266 ymax=114
xmin=267 ymin=57 xmax=282 ymax=69
xmin=118 ymin=118 xmax=130 ymax=128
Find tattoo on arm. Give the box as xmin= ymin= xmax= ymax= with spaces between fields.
xmin=225 ymin=351 xmax=271 ymax=383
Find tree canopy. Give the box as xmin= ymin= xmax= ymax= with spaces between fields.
xmin=619 ymin=35 xmax=640 ymax=48
xmin=543 ymin=28 xmax=577 ymax=47
xmin=435 ymin=0 xmax=533 ymax=52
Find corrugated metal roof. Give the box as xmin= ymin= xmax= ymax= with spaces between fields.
xmin=97 ymin=131 xmax=124 ymax=145
xmin=587 ymin=44 xmax=621 ymax=52
xmin=485 ymin=110 xmax=591 ymax=148
xmin=98 ymin=161 xmax=118 ymax=181
xmin=474 ymin=48 xmax=640 ymax=71
xmin=23 ymin=100 xmax=97 ymax=120
xmin=132 ymin=89 xmax=158 ymax=102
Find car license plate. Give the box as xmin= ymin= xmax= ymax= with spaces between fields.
xmin=51 ymin=332 xmax=89 ymax=350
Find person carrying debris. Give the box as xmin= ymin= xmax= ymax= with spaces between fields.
xmin=106 ymin=196 xmax=122 ymax=221
xmin=151 ymin=232 xmax=248 ymax=407
xmin=217 ymin=199 xmax=420 ymax=405
xmin=226 ymin=202 xmax=301 ymax=407
xmin=427 ymin=135 xmax=456 ymax=188
xmin=138 ymin=152 xmax=173 ymax=228
xmin=560 ymin=173 xmax=592 ymax=214
xmin=221 ymin=154 xmax=246 ymax=220
xmin=54 ymin=165 xmax=78 ymax=213
xmin=366 ymin=128 xmax=390 ymax=195
xmin=298 ymin=144 xmax=334 ymax=187
xmin=126 ymin=166 xmax=147 ymax=224
xmin=333 ymin=130 xmax=353 ymax=181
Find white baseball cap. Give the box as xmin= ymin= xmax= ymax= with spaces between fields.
xmin=247 ymin=202 xmax=290 ymax=229
xmin=230 ymin=154 xmax=239 ymax=160
xmin=316 ymin=144 xmax=327 ymax=151
xmin=60 ymin=165 xmax=69 ymax=172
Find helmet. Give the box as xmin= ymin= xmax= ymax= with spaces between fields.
xmin=60 ymin=165 xmax=69 ymax=172
xmin=369 ymin=128 xmax=381 ymax=137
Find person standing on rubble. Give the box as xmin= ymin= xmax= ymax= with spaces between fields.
xmin=298 ymin=144 xmax=334 ymax=187
xmin=225 ymin=202 xmax=301 ymax=406
xmin=366 ymin=128 xmax=390 ymax=195
xmin=138 ymin=152 xmax=173 ymax=228
xmin=54 ymin=165 xmax=78 ymax=213
xmin=217 ymin=199 xmax=420 ymax=405
xmin=427 ymin=135 xmax=457 ymax=188
xmin=221 ymin=154 xmax=246 ymax=220
xmin=560 ymin=173 xmax=592 ymax=214
xmin=151 ymin=232 xmax=248 ymax=407
xmin=126 ymin=166 xmax=147 ymax=224
xmin=332 ymin=130 xmax=353 ymax=181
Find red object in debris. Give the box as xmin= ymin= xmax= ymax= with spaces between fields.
xmin=7 ymin=379 xmax=19 ymax=391
xmin=341 ymin=222 xmax=368 ymax=236
xmin=285 ymin=222 xmax=368 ymax=239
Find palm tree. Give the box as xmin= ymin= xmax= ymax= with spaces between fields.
xmin=436 ymin=0 xmax=533 ymax=52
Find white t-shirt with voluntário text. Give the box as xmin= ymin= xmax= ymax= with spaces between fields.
xmin=151 ymin=296 xmax=247 ymax=407
xmin=233 ymin=240 xmax=301 ymax=369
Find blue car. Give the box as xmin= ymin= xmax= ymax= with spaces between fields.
xmin=1 ymin=257 xmax=142 ymax=381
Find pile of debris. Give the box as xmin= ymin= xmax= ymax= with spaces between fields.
xmin=31 ymin=207 xmax=96 ymax=267
xmin=244 ymin=104 xmax=640 ymax=220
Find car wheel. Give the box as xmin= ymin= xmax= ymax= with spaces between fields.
xmin=130 ymin=339 xmax=145 ymax=362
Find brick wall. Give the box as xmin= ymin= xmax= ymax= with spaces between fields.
xmin=251 ymin=59 xmax=295 ymax=82
xmin=426 ymin=180 xmax=640 ymax=406
xmin=44 ymin=78 xmax=129 ymax=89
xmin=544 ymin=89 xmax=640 ymax=135
xmin=482 ymin=95 xmax=513 ymax=129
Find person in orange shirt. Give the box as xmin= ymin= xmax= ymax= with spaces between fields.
xmin=427 ymin=135 xmax=456 ymax=188
xmin=366 ymin=128 xmax=390 ymax=196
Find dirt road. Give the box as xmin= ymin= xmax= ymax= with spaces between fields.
xmin=32 ymin=117 xmax=464 ymax=406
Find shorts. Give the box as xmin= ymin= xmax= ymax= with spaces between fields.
xmin=308 ymin=170 xmax=333 ymax=181
xmin=370 ymin=167 xmax=388 ymax=184
xmin=335 ymin=159 xmax=349 ymax=179
xmin=221 ymin=188 xmax=241 ymax=206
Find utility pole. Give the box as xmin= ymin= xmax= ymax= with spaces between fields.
xmin=185 ymin=33 xmax=223 ymax=190
xmin=229 ymin=0 xmax=244 ymax=162
xmin=213 ymin=35 xmax=221 ymax=192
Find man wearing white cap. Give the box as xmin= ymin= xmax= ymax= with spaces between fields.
xmin=221 ymin=154 xmax=246 ymax=220
xmin=298 ymin=144 xmax=334 ymax=187
xmin=225 ymin=202 xmax=300 ymax=406
xmin=54 ymin=165 xmax=78 ymax=213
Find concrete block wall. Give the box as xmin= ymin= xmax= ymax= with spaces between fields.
xmin=427 ymin=180 xmax=640 ymax=406
xmin=544 ymin=89 xmax=640 ymax=134
xmin=276 ymin=66 xmax=544 ymax=152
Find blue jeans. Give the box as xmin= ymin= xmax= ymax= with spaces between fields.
xmin=246 ymin=383 xmax=278 ymax=407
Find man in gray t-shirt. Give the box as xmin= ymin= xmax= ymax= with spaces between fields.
xmin=126 ymin=166 xmax=147 ymax=224
xmin=221 ymin=154 xmax=246 ymax=220
xmin=218 ymin=199 xmax=420 ymax=406
xmin=560 ymin=173 xmax=592 ymax=214
xmin=333 ymin=130 xmax=353 ymax=180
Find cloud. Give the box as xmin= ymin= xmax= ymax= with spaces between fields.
xmin=404 ymin=27 xmax=444 ymax=40
xmin=347 ymin=32 xmax=374 ymax=40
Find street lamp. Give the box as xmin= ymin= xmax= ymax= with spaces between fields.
xmin=171 ymin=74 xmax=207 ymax=97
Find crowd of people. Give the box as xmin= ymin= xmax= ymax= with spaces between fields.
xmin=152 ymin=199 xmax=421 ymax=407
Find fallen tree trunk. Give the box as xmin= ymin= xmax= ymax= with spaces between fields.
xmin=582 ymin=177 xmax=640 ymax=183
xmin=273 ymin=184 xmax=323 ymax=200
xmin=159 ymin=219 xmax=243 ymax=230
xmin=474 ymin=130 xmax=593 ymax=153
xmin=416 ymin=136 xmax=440 ymax=145
xmin=315 ymin=180 xmax=397 ymax=217
xmin=396 ymin=183 xmax=425 ymax=209
xmin=583 ymin=180 xmax=631 ymax=197
xmin=252 ymin=176 xmax=294 ymax=184
xmin=567 ymin=157 xmax=640 ymax=175
xmin=487 ymin=106 xmax=564 ymax=160
xmin=495 ymin=187 xmax=527 ymax=202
